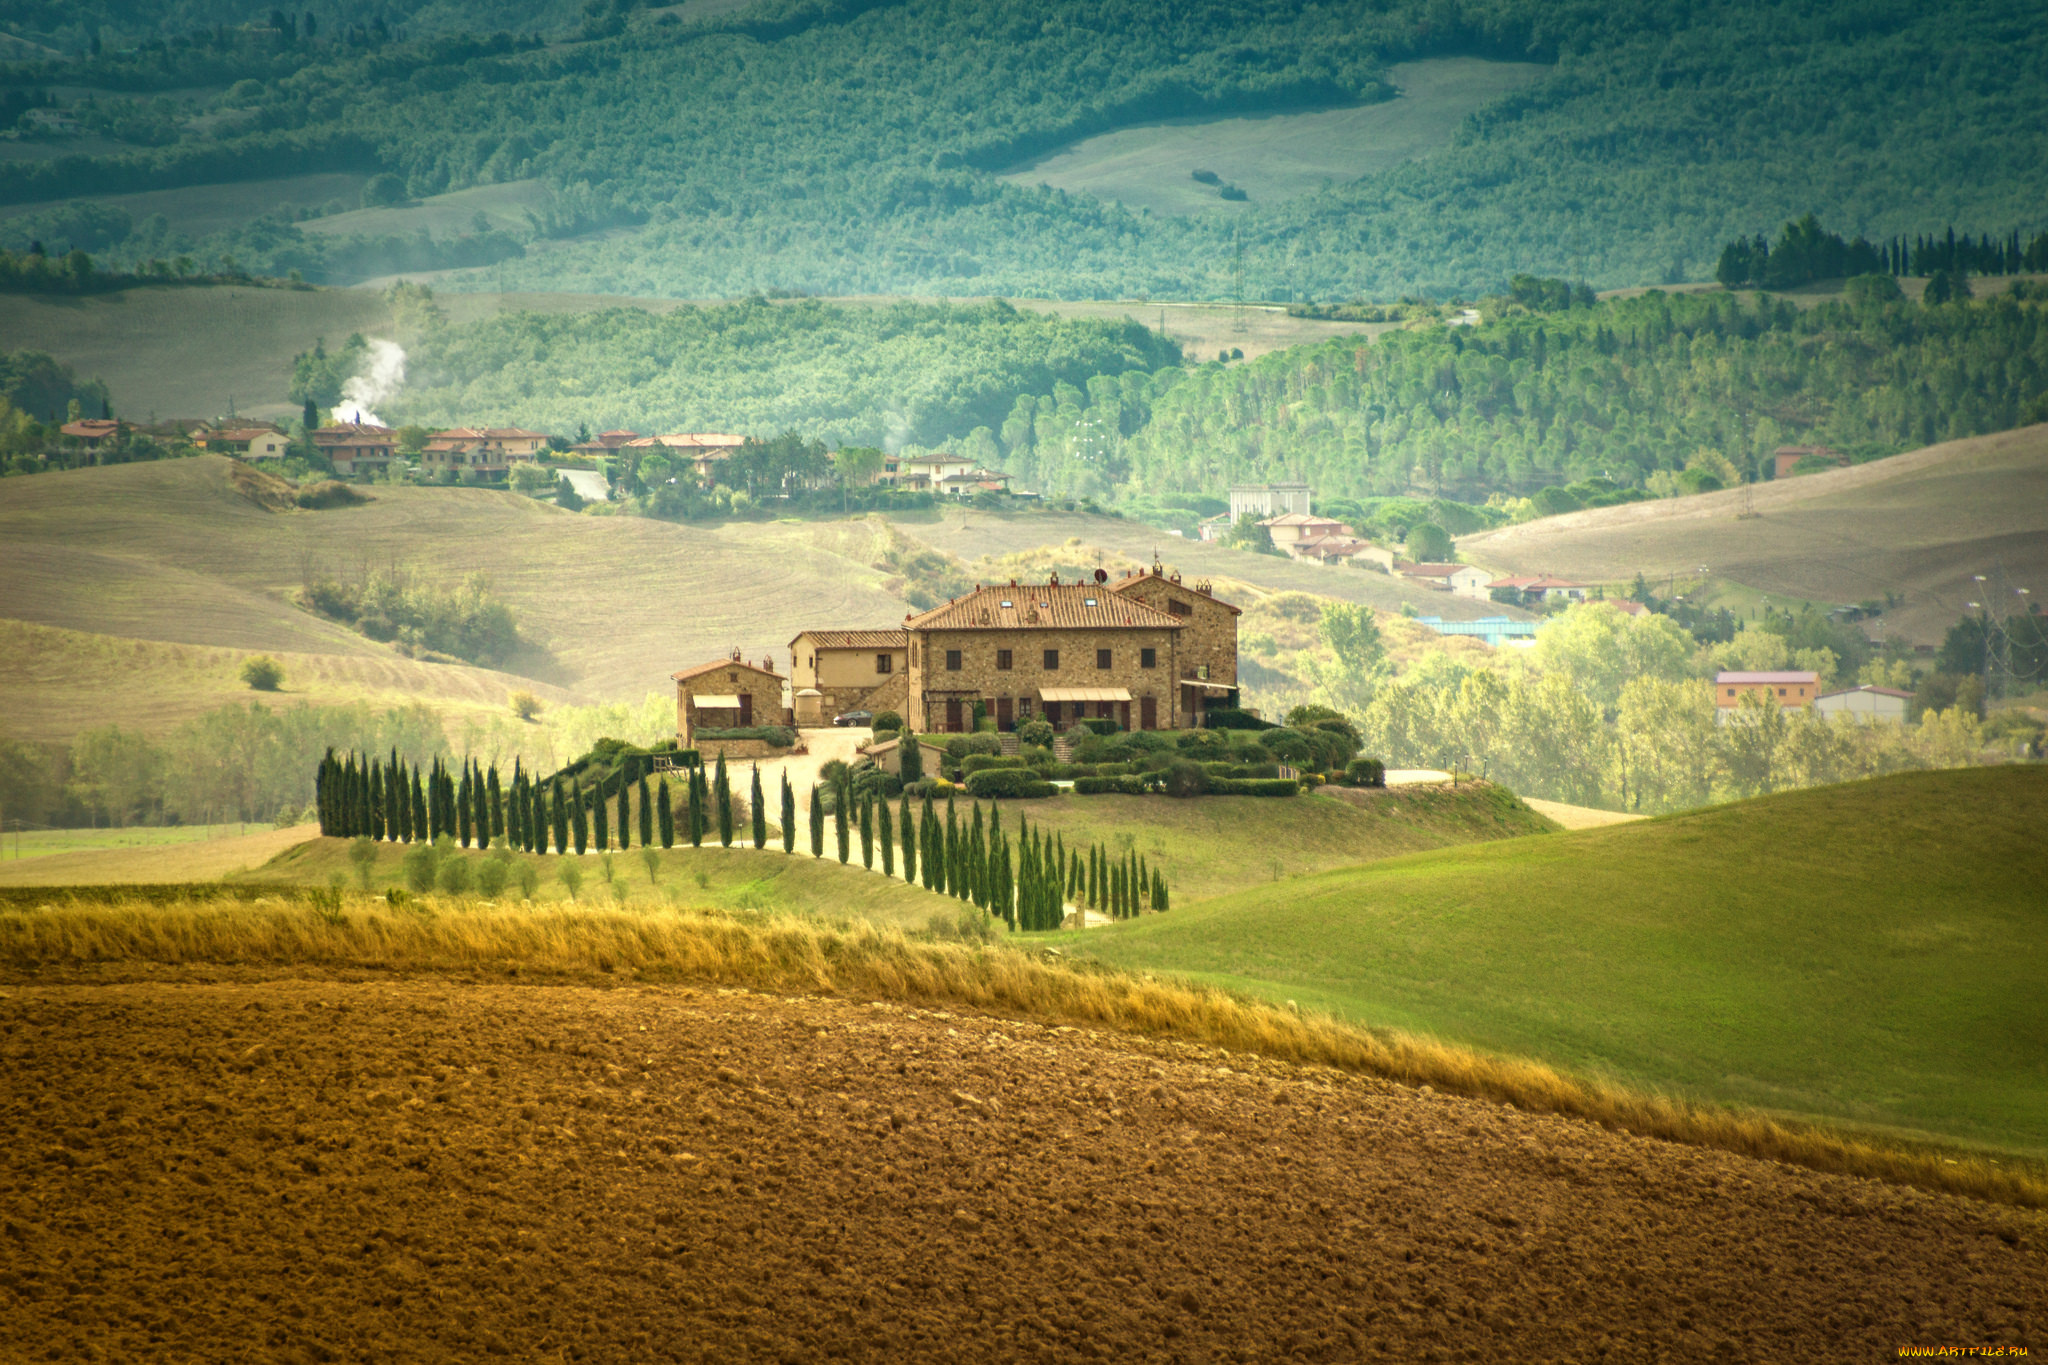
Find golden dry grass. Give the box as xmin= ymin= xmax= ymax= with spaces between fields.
xmin=2 ymin=890 xmax=2039 ymax=1209
xmin=0 ymin=826 xmax=318 ymax=887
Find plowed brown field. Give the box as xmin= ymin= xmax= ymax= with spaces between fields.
xmin=2 ymin=979 xmax=2041 ymax=1363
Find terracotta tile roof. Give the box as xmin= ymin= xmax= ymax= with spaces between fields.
xmin=1821 ymin=684 xmax=1913 ymax=700
xmin=60 ymin=419 xmax=122 ymax=438
xmin=672 ymin=656 xmax=784 ymax=683
xmin=1258 ymin=512 xmax=1342 ymax=527
xmin=312 ymin=422 xmax=395 ymax=440
xmin=1716 ymin=671 xmax=1819 ymax=685
xmin=907 ymin=581 xmax=1183 ymax=632
xmin=626 ymin=433 xmax=748 ymax=450
xmin=1105 ymin=568 xmax=1243 ymax=616
xmin=790 ymin=629 xmax=909 ymax=649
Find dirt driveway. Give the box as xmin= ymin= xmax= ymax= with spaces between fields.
xmin=1 ymin=978 xmax=2039 ymax=1362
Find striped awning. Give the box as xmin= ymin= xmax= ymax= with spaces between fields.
xmin=1039 ymin=687 xmax=1132 ymax=703
xmin=1178 ymin=678 xmax=1235 ymax=691
xmin=692 ymin=694 xmax=742 ymax=709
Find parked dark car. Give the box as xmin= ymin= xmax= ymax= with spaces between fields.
xmin=832 ymin=710 xmax=873 ymax=728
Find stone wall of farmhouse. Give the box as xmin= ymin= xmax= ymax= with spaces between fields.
xmin=1111 ymin=578 xmax=1239 ymax=687
xmin=907 ymin=626 xmax=1187 ymax=731
xmin=677 ymin=666 xmax=789 ymax=742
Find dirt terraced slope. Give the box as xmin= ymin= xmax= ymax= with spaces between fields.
xmin=1 ymin=980 xmax=2040 ymax=1362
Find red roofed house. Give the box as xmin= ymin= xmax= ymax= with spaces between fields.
xmin=59 ymin=418 xmax=125 ymax=450
xmin=1259 ymin=512 xmax=1349 ymax=554
xmin=1489 ymin=575 xmax=1590 ymax=604
xmin=787 ymin=628 xmax=911 ymax=725
xmin=626 ymin=433 xmax=749 ymax=483
xmin=420 ymin=427 xmax=550 ymax=479
xmin=1394 ymin=562 xmax=1492 ymax=597
xmin=311 ymin=422 xmax=396 ymax=476
xmin=193 ymin=423 xmax=289 ymax=460
xmin=1715 ymin=670 xmax=1820 ymax=715
xmin=672 ymin=649 xmax=788 ymax=745
xmin=902 ymin=565 xmax=1240 ymax=733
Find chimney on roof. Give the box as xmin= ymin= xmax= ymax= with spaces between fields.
xmin=729 ymin=646 xmax=742 ymax=661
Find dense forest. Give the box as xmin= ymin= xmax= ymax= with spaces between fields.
xmin=996 ymin=283 xmax=2048 ymax=503
xmin=387 ymin=297 xmax=1181 ymax=449
xmin=4 ymin=0 xmax=2047 ymax=299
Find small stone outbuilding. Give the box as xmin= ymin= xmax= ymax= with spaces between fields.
xmin=674 ymin=650 xmax=788 ymax=744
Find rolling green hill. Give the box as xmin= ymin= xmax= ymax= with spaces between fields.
xmin=1071 ymin=766 xmax=2048 ymax=1155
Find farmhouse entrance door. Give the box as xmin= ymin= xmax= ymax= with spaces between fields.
xmin=1140 ymin=696 xmax=1156 ymax=730
xmin=996 ymin=698 xmax=1013 ymax=730
xmin=945 ymin=699 xmax=963 ymax=731
xmin=739 ymin=694 xmax=753 ymax=725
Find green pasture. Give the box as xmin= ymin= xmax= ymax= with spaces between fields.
xmin=0 ymin=823 xmax=256 ymax=860
xmin=1072 ymin=766 xmax=2048 ymax=1155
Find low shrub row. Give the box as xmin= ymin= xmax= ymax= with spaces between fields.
xmin=694 ymin=725 xmax=797 ymax=746
xmin=1206 ymin=777 xmax=1301 ymax=797
xmin=962 ymin=769 xmax=1057 ymax=799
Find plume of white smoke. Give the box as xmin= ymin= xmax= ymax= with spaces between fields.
xmin=340 ymin=339 xmax=406 ymax=427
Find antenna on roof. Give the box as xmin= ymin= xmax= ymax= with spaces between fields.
xmin=1093 ymin=568 xmax=1108 ymax=584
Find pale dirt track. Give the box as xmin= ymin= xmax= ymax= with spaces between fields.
xmin=1 ymin=979 xmax=2041 ymax=1363
xmin=1520 ymin=799 xmax=1649 ymax=831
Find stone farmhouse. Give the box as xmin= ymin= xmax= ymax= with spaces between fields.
xmin=1394 ymin=562 xmax=1493 ymax=598
xmin=787 ymin=629 xmax=910 ymax=725
xmin=419 ymin=426 xmax=550 ymax=479
xmin=883 ymin=563 xmax=1240 ymax=733
xmin=672 ymin=651 xmax=789 ymax=745
xmin=311 ymin=422 xmax=396 ymax=476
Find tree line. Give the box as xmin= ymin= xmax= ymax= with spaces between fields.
xmin=316 ymin=746 xmax=1169 ymax=927
xmin=1715 ymin=214 xmax=2048 ymax=291
xmin=14 ymin=0 xmax=2048 ymax=302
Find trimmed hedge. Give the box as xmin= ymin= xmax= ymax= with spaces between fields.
xmin=1203 ymin=707 xmax=1276 ymax=731
xmin=694 ymin=725 xmax=797 ymax=746
xmin=1073 ymin=775 xmax=1148 ymax=795
xmin=1200 ymin=761 xmax=1280 ymax=779
xmin=1207 ymin=777 xmax=1301 ymax=797
xmin=963 ymin=769 xmax=1057 ymax=799
xmin=959 ymin=753 xmax=1028 ymax=775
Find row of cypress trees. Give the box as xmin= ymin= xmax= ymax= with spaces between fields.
xmin=318 ymin=748 xmax=1169 ymax=927
xmin=317 ymin=749 xmax=769 ymax=855
xmin=793 ymin=770 xmax=1167 ymax=930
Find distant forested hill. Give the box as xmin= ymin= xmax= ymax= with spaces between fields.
xmin=387 ymin=296 xmax=1181 ymax=448
xmin=7 ymin=0 xmax=2048 ymax=300
xmin=999 ymin=285 xmax=2048 ymax=503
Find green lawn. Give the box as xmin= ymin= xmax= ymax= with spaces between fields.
xmin=0 ymin=823 xmax=254 ymax=859
xmin=1070 ymin=767 xmax=2048 ymax=1156
xmin=247 ymin=838 xmax=964 ymax=934
xmin=1010 ymin=783 xmax=1555 ymax=903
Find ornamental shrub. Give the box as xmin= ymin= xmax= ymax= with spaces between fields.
xmin=1016 ymin=718 xmax=1054 ymax=747
xmin=1073 ymin=775 xmax=1146 ymax=795
xmin=1207 ymin=777 xmax=1300 ymax=796
xmin=872 ymin=710 xmax=903 ymax=731
xmin=1162 ymin=758 xmax=1208 ymax=798
xmin=963 ymin=769 xmax=1056 ymax=799
xmin=959 ymin=753 xmax=1027 ymax=774
xmin=1344 ymin=757 xmax=1388 ymax=788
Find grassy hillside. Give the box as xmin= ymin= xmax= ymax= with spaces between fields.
xmin=1016 ymin=782 xmax=1554 ymax=904
xmin=1073 ymin=766 xmax=2048 ymax=1155
xmin=1459 ymin=424 xmax=2048 ymax=646
xmin=1002 ymin=57 xmax=1548 ymax=217
xmin=248 ymin=838 xmax=965 ymax=932
xmin=0 ymin=456 xmax=909 ymax=702
xmin=0 ymin=618 xmax=583 ymax=744
xmin=0 ymin=824 xmax=317 ymax=886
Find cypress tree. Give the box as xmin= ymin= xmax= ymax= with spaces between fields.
xmin=920 ymin=797 xmax=938 ymax=891
xmin=808 ymin=783 xmax=824 ymax=857
xmin=550 ymin=779 xmax=567 ymax=855
xmin=658 ymin=777 xmax=675 ymax=848
xmin=780 ymin=771 xmax=796 ymax=853
xmin=314 ymin=751 xmax=331 ymax=835
xmin=489 ymin=765 xmax=504 ymax=841
xmin=473 ymin=761 xmax=490 ymax=851
xmin=1087 ymin=846 xmax=1098 ymax=909
xmin=686 ymin=768 xmax=703 ymax=848
xmin=715 ymin=754 xmax=734 ymax=848
xmin=457 ymin=764 xmax=473 ymax=847
xmin=945 ymin=798 xmax=961 ymax=898
xmin=1153 ymin=867 xmax=1168 ymax=912
xmin=877 ymin=795 xmax=894 ymax=877
xmin=899 ymin=792 xmax=915 ymax=882
xmin=968 ymin=806 xmax=986 ymax=908
xmin=833 ymin=777 xmax=849 ymax=864
xmin=397 ymin=760 xmax=415 ymax=843
xmin=639 ymin=775 xmax=654 ymax=848
xmin=612 ymin=773 xmax=627 ymax=851
xmin=750 ymin=765 xmax=766 ymax=848
xmin=859 ymin=795 xmax=874 ymax=869
xmin=412 ymin=767 xmax=427 ymax=843
xmin=572 ymin=779 xmax=589 ymax=855
xmin=592 ymin=775 xmax=609 ymax=851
